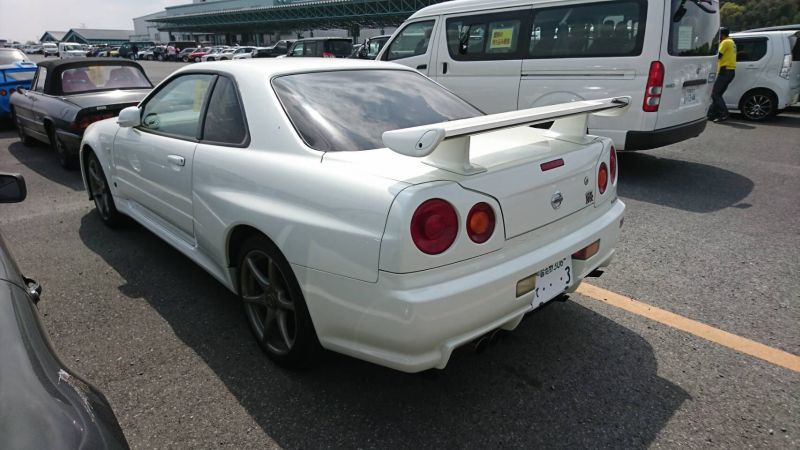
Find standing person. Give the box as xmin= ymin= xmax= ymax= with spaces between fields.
xmin=131 ymin=44 xmax=139 ymax=61
xmin=708 ymin=27 xmax=737 ymax=123
xmin=167 ymin=45 xmax=176 ymax=61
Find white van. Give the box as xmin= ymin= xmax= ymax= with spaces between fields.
xmin=58 ymin=42 xmax=86 ymax=59
xmin=724 ymin=31 xmax=800 ymax=120
xmin=377 ymin=0 xmax=720 ymax=150
xmin=42 ymin=43 xmax=58 ymax=57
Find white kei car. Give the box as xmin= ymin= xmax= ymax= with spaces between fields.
xmin=80 ymin=59 xmax=626 ymax=372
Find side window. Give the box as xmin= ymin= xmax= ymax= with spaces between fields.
xmin=304 ymin=41 xmax=319 ymax=57
xmin=446 ymin=13 xmax=524 ymax=61
xmin=528 ymin=0 xmax=646 ymax=59
xmin=140 ymin=74 xmax=214 ymax=140
xmin=734 ymin=39 xmax=767 ymax=62
xmin=386 ymin=20 xmax=435 ymax=61
xmin=290 ymin=43 xmax=304 ymax=57
xmin=34 ymin=67 xmax=47 ymax=92
xmin=202 ymin=77 xmax=247 ymax=145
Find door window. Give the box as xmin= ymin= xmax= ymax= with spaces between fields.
xmin=529 ymin=0 xmax=647 ymax=58
xmin=290 ymin=42 xmax=304 ymax=57
xmin=34 ymin=67 xmax=47 ymax=92
xmin=140 ymin=74 xmax=214 ymax=140
xmin=446 ymin=13 xmax=524 ymax=60
xmin=385 ymin=20 xmax=435 ymax=61
xmin=202 ymin=77 xmax=248 ymax=145
xmin=734 ymin=38 xmax=768 ymax=62
xmin=304 ymin=41 xmax=319 ymax=57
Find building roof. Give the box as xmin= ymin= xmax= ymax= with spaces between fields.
xmin=63 ymin=29 xmax=135 ymax=42
xmin=40 ymin=31 xmax=68 ymax=41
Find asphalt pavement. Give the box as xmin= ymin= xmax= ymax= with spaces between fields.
xmin=0 ymin=57 xmax=798 ymax=449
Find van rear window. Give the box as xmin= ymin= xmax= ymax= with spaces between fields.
xmin=667 ymin=0 xmax=719 ymax=56
xmin=528 ymin=0 xmax=647 ymax=59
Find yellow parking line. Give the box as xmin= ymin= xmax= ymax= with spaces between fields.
xmin=577 ymin=283 xmax=800 ymax=373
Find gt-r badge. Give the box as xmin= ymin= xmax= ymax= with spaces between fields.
xmin=551 ymin=191 xmax=563 ymax=210
xmin=586 ymin=191 xmax=594 ymax=204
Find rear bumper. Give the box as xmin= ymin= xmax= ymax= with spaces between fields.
xmin=294 ymin=199 xmax=625 ymax=373
xmin=624 ymin=117 xmax=707 ymax=151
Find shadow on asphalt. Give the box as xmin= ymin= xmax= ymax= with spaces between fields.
xmin=79 ymin=212 xmax=688 ymax=448
xmin=725 ymin=113 xmax=800 ymax=129
xmin=617 ymin=153 xmax=754 ymax=213
xmin=5 ymin=138 xmax=85 ymax=191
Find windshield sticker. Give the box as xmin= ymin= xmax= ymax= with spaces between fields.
xmin=677 ymin=26 xmax=694 ymax=50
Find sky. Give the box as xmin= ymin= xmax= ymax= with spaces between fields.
xmin=0 ymin=0 xmax=188 ymax=42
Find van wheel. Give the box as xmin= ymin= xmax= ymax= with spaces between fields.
xmin=238 ymin=235 xmax=320 ymax=368
xmin=740 ymin=90 xmax=777 ymax=121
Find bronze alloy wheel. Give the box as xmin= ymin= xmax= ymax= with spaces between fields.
xmin=237 ymin=235 xmax=319 ymax=367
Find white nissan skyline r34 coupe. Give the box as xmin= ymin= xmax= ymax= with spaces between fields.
xmin=80 ymin=58 xmax=626 ymax=372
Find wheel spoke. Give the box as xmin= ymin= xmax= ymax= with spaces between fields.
xmin=89 ymin=164 xmax=104 ymax=189
xmin=243 ymin=293 xmax=268 ymax=307
xmin=262 ymin=307 xmax=276 ymax=342
xmin=276 ymin=310 xmax=295 ymax=349
xmin=246 ymin=255 xmax=270 ymax=289
xmin=275 ymin=289 xmax=295 ymax=311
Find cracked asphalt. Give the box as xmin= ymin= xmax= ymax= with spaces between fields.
xmin=0 ymin=58 xmax=797 ymax=449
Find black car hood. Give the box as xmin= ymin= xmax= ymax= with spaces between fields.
xmin=0 ymin=280 xmax=129 ymax=449
xmin=63 ymin=89 xmax=151 ymax=110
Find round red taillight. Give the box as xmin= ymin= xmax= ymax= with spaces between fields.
xmin=467 ymin=202 xmax=495 ymax=243
xmin=411 ymin=199 xmax=458 ymax=255
xmin=598 ymin=162 xmax=609 ymax=195
xmin=609 ymin=146 xmax=617 ymax=184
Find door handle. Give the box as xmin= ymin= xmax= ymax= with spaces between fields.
xmin=167 ymin=155 xmax=185 ymax=166
xmin=416 ymin=64 xmax=427 ymax=70
xmin=442 ymin=62 xmax=448 ymax=74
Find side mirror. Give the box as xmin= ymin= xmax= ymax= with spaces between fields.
xmin=117 ymin=106 xmax=141 ymax=128
xmin=16 ymin=87 xmax=26 ymax=95
xmin=0 ymin=173 xmax=27 ymax=204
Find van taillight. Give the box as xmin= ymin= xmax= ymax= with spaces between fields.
xmin=322 ymin=51 xmax=335 ymax=58
xmin=779 ymin=54 xmax=792 ymax=79
xmin=411 ymin=199 xmax=458 ymax=255
xmin=643 ymin=61 xmax=664 ymax=112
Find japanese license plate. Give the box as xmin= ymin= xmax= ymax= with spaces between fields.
xmin=530 ymin=257 xmax=572 ymax=307
xmin=684 ymin=87 xmax=698 ymax=105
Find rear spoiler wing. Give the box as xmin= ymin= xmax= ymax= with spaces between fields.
xmin=382 ymin=97 xmax=630 ymax=175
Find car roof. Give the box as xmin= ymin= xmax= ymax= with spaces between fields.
xmin=175 ymin=58 xmax=413 ymax=80
xmin=293 ymin=37 xmax=352 ymax=42
xmin=731 ymin=30 xmax=800 ymax=38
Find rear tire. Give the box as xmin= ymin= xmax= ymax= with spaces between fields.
xmin=86 ymin=151 xmax=124 ymax=228
xmin=237 ymin=235 xmax=320 ymax=369
xmin=740 ymin=89 xmax=777 ymax=121
xmin=50 ymin=129 xmax=78 ymax=170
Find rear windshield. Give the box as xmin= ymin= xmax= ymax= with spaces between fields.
xmin=668 ymin=0 xmax=720 ymax=56
xmin=325 ymin=40 xmax=354 ymax=57
xmin=61 ymin=65 xmax=152 ymax=94
xmin=793 ymin=36 xmax=800 ymax=61
xmin=272 ymin=70 xmax=482 ymax=152
xmin=3 ymin=70 xmax=35 ymax=82
xmin=0 ymin=50 xmax=27 ymax=64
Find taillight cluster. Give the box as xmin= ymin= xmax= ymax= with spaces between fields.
xmin=73 ymin=111 xmax=116 ymax=130
xmin=411 ymin=199 xmax=496 ymax=255
xmin=597 ymin=145 xmax=618 ymax=196
xmin=643 ymin=61 xmax=664 ymax=112
xmin=0 ymin=87 xmax=23 ymax=96
xmin=321 ymin=51 xmax=336 ymax=58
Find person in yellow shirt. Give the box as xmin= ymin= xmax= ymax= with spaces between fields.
xmin=708 ymin=27 xmax=737 ymax=122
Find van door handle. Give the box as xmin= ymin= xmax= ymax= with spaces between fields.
xmin=167 ymin=155 xmax=185 ymax=166
xmin=416 ymin=64 xmax=427 ymax=70
xmin=442 ymin=62 xmax=448 ymax=74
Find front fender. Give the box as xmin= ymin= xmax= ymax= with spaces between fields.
xmin=79 ymin=119 xmax=120 ymax=199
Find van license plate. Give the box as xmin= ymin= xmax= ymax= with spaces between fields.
xmin=530 ymin=257 xmax=572 ymax=307
xmin=684 ymin=87 xmax=698 ymax=105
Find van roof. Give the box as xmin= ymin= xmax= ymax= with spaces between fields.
xmin=732 ymin=30 xmax=800 ymax=38
xmin=409 ymin=0 xmax=534 ymax=19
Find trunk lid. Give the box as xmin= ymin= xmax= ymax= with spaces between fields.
xmin=324 ymin=127 xmax=604 ymax=239
xmin=63 ymin=89 xmax=150 ymax=109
